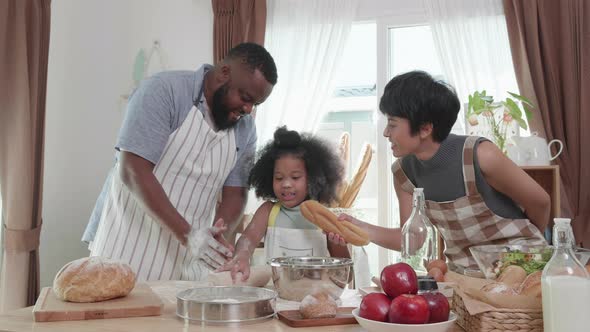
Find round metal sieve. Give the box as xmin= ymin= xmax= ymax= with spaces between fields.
xmin=176 ymin=286 xmax=276 ymax=324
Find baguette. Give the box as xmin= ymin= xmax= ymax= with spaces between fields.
xmin=331 ymin=179 xmax=348 ymax=208
xmin=300 ymin=200 xmax=369 ymax=246
xmin=338 ymin=132 xmax=350 ymax=177
xmin=340 ymin=144 xmax=373 ymax=208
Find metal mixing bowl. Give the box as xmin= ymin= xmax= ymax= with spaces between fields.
xmin=176 ymin=286 xmax=276 ymax=324
xmin=269 ymin=256 xmax=353 ymax=301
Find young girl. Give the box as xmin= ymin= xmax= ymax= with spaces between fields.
xmin=219 ymin=126 xmax=348 ymax=282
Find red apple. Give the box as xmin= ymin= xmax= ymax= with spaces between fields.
xmin=358 ymin=293 xmax=391 ymax=322
xmin=388 ymin=294 xmax=430 ymax=324
xmin=420 ymin=292 xmax=450 ymax=323
xmin=380 ymin=262 xmax=418 ymax=298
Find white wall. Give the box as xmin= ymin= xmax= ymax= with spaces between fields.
xmin=42 ymin=0 xmax=213 ymax=287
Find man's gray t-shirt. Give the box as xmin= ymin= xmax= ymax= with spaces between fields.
xmin=82 ymin=65 xmax=256 ymax=243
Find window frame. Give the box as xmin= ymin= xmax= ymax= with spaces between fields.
xmin=375 ymin=13 xmax=431 ymax=271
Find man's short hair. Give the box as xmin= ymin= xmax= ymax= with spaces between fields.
xmin=226 ymin=43 xmax=278 ymax=85
xmin=379 ymin=71 xmax=460 ymax=142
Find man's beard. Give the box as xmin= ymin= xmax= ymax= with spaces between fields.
xmin=211 ymin=83 xmax=239 ymax=130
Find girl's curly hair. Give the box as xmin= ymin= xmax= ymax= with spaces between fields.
xmin=248 ymin=126 xmax=344 ymax=204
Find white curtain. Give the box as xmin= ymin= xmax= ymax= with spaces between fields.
xmin=256 ymin=0 xmax=359 ymax=145
xmin=422 ymin=0 xmax=520 ymax=133
xmin=0 ymin=193 xmax=3 ymax=277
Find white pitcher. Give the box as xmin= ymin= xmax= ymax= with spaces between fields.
xmin=509 ymin=132 xmax=563 ymax=166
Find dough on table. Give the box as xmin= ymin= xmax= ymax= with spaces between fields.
xmin=207 ymin=265 xmax=272 ymax=287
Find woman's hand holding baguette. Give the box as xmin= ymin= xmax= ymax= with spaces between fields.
xmin=327 ymin=213 xmax=371 ymax=246
xmin=300 ymin=200 xmax=370 ymax=246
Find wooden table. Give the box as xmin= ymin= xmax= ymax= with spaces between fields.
xmin=0 ymin=281 xmax=465 ymax=332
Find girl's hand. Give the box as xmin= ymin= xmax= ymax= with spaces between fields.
xmin=327 ymin=231 xmax=347 ymax=246
xmin=217 ymin=250 xmax=251 ymax=283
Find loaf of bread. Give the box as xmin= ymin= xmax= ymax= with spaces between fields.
xmin=517 ymin=271 xmax=542 ymax=298
xmin=496 ymin=265 xmax=527 ymax=286
xmin=480 ymin=282 xmax=518 ymax=295
xmin=299 ymin=292 xmax=337 ymax=319
xmin=53 ymin=257 xmax=136 ymax=302
xmin=300 ymin=200 xmax=369 ymax=246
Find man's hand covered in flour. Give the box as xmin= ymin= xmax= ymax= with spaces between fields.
xmin=187 ymin=218 xmax=234 ymax=270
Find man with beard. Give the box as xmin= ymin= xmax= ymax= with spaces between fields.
xmin=82 ymin=43 xmax=277 ymax=281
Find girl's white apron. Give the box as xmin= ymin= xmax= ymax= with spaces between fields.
xmin=263 ymin=203 xmax=329 ymax=259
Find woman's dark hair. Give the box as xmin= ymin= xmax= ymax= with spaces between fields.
xmin=379 ymin=70 xmax=460 ymax=142
xmin=248 ymin=126 xmax=344 ymax=204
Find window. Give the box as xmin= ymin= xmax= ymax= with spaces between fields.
xmin=384 ymin=24 xmax=465 ymax=265
xmin=389 ymin=25 xmax=464 ymax=135
xmin=316 ymin=20 xmax=455 ymax=277
xmin=316 ymin=22 xmax=380 ymax=278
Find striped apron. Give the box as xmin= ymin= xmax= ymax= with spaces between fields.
xmin=263 ymin=202 xmax=329 ymax=260
xmin=90 ymin=104 xmax=237 ymax=281
xmin=393 ymin=136 xmax=546 ymax=269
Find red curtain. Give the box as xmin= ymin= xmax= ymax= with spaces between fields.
xmin=212 ymin=0 xmax=267 ymax=63
xmin=504 ymin=0 xmax=590 ymax=247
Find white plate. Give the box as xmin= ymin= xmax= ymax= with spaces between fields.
xmin=360 ymin=282 xmax=455 ymax=299
xmin=352 ymin=308 xmax=457 ymax=332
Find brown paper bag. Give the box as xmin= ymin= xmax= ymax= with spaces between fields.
xmin=446 ymin=270 xmax=542 ymax=315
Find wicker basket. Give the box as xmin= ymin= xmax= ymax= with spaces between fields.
xmin=452 ymin=291 xmax=544 ymax=331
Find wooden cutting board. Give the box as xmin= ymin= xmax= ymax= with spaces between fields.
xmin=33 ymin=283 xmax=163 ymax=322
xmin=277 ymin=307 xmax=358 ymax=327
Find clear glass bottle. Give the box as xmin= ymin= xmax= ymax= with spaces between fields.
xmin=401 ymin=188 xmax=437 ymax=274
xmin=541 ymin=218 xmax=590 ymax=332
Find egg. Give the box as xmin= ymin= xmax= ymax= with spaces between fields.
xmin=427 ymin=267 xmax=445 ymax=282
xmin=426 ymin=259 xmax=448 ymax=275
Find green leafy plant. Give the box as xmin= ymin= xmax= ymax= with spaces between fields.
xmin=466 ymin=91 xmax=535 ymax=153
xmin=497 ymin=248 xmax=553 ymax=276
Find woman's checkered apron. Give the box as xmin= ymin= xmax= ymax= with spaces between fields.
xmin=392 ymin=136 xmax=546 ymax=269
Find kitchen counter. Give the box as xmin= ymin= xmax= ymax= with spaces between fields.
xmin=0 ymin=281 xmax=465 ymax=332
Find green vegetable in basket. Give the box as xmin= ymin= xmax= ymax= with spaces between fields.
xmin=497 ymin=248 xmax=552 ymax=275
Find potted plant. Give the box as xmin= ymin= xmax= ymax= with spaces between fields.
xmin=466 ymin=90 xmax=535 ymax=153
